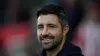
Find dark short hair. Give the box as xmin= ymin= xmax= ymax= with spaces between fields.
xmin=36 ymin=4 xmax=68 ymax=28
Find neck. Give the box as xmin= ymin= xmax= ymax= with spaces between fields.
xmin=46 ymin=37 xmax=66 ymax=56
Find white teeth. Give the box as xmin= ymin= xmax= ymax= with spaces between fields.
xmin=43 ymin=39 xmax=51 ymax=41
xmin=42 ymin=39 xmax=52 ymax=42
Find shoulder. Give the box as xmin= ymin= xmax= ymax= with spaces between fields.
xmin=63 ymin=41 xmax=84 ymax=56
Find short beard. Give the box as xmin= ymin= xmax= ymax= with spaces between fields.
xmin=45 ymin=36 xmax=63 ymax=51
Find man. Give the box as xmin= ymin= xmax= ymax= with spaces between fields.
xmin=36 ymin=4 xmax=83 ymax=56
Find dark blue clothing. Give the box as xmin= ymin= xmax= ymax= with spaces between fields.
xmin=40 ymin=41 xmax=84 ymax=56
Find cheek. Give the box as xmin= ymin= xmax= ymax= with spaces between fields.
xmin=37 ymin=30 xmax=41 ymax=36
xmin=37 ymin=30 xmax=41 ymax=40
xmin=51 ymin=29 xmax=63 ymax=37
xmin=53 ymin=30 xmax=63 ymax=44
xmin=55 ymin=29 xmax=63 ymax=40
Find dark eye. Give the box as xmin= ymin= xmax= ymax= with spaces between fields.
xmin=48 ymin=24 xmax=56 ymax=28
xmin=37 ymin=25 xmax=43 ymax=29
xmin=49 ymin=25 xmax=55 ymax=28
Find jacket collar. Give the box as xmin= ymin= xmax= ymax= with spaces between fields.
xmin=40 ymin=40 xmax=69 ymax=56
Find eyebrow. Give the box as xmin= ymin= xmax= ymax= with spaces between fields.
xmin=47 ymin=24 xmax=56 ymax=26
xmin=37 ymin=24 xmax=43 ymax=26
xmin=37 ymin=23 xmax=57 ymax=26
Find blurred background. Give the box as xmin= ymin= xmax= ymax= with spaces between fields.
xmin=0 ymin=0 xmax=100 ymax=56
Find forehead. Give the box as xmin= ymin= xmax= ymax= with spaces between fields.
xmin=37 ymin=14 xmax=60 ymax=25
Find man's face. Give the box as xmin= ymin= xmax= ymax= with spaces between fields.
xmin=37 ymin=14 xmax=64 ymax=50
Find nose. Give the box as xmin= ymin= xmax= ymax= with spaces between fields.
xmin=42 ymin=27 xmax=48 ymax=35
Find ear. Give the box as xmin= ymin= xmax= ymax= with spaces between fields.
xmin=63 ymin=25 xmax=69 ymax=36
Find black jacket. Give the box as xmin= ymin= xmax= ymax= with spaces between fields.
xmin=40 ymin=41 xmax=84 ymax=56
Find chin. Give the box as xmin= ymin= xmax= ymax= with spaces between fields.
xmin=43 ymin=46 xmax=56 ymax=51
xmin=43 ymin=46 xmax=52 ymax=50
xmin=44 ymin=48 xmax=52 ymax=51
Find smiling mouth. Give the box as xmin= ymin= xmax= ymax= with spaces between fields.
xmin=40 ymin=35 xmax=54 ymax=44
xmin=41 ymin=38 xmax=53 ymax=44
